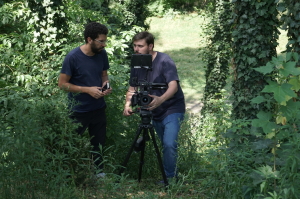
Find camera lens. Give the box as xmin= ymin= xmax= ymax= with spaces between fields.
xmin=142 ymin=97 xmax=149 ymax=103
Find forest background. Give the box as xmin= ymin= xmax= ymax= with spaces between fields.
xmin=1 ymin=0 xmax=300 ymax=198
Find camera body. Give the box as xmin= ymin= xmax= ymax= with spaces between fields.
xmin=130 ymin=78 xmax=167 ymax=109
xmin=131 ymin=90 xmax=152 ymax=107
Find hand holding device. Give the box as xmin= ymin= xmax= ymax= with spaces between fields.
xmin=102 ymin=82 xmax=110 ymax=91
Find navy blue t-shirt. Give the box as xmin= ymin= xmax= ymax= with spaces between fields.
xmin=130 ymin=52 xmax=185 ymax=121
xmin=61 ymin=47 xmax=110 ymax=112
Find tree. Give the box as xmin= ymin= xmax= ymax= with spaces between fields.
xmin=200 ymin=0 xmax=232 ymax=115
xmin=231 ymin=0 xmax=279 ymax=120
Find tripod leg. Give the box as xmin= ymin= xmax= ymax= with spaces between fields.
xmin=118 ymin=125 xmax=143 ymax=176
xmin=149 ymin=126 xmax=168 ymax=186
xmin=137 ymin=129 xmax=147 ymax=182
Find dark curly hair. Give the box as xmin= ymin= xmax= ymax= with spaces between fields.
xmin=132 ymin=31 xmax=155 ymax=47
xmin=84 ymin=22 xmax=108 ymax=43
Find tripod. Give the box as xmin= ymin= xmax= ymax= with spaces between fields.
xmin=118 ymin=110 xmax=168 ymax=186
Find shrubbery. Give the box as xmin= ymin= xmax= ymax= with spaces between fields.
xmin=2 ymin=0 xmax=300 ymax=198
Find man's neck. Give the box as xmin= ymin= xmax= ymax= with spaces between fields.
xmin=150 ymin=51 xmax=157 ymax=61
xmin=80 ymin=44 xmax=95 ymax=56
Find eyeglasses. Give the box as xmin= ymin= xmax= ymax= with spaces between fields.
xmin=94 ymin=39 xmax=107 ymax=45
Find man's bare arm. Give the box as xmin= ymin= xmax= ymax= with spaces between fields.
xmin=147 ymin=80 xmax=178 ymax=110
xmin=102 ymin=70 xmax=109 ymax=85
xmin=123 ymin=86 xmax=136 ymax=116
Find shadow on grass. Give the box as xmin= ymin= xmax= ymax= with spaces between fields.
xmin=156 ymin=47 xmax=207 ymax=113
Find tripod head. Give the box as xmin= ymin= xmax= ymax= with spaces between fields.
xmin=133 ymin=107 xmax=152 ymax=125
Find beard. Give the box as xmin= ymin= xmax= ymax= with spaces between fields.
xmin=135 ymin=51 xmax=149 ymax=54
xmin=91 ymin=43 xmax=103 ymax=54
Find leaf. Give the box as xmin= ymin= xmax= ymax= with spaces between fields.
xmin=288 ymin=77 xmax=300 ymax=91
xmin=247 ymin=57 xmax=256 ymax=65
xmin=266 ymin=132 xmax=275 ymax=139
xmin=277 ymin=2 xmax=286 ymax=12
xmin=286 ymin=52 xmax=293 ymax=61
xmin=292 ymin=52 xmax=299 ymax=62
xmin=279 ymin=61 xmax=300 ymax=76
xmin=262 ymin=82 xmax=296 ymax=105
xmin=279 ymin=101 xmax=300 ymax=120
xmin=252 ymin=111 xmax=277 ymax=134
xmin=260 ymin=181 xmax=266 ymax=193
xmin=251 ymin=96 xmax=266 ymax=104
xmin=272 ymin=55 xmax=284 ymax=68
xmin=254 ymin=62 xmax=274 ymax=75
xmin=257 ymin=111 xmax=272 ymax=120
xmin=276 ymin=115 xmax=287 ymax=125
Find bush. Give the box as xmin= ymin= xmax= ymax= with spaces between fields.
xmin=0 ymin=90 xmax=93 ymax=198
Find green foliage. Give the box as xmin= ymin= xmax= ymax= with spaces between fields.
xmin=248 ymin=52 xmax=300 ymax=198
xmin=198 ymin=1 xmax=300 ymax=197
xmin=194 ymin=52 xmax=300 ymax=197
xmin=200 ymin=0 xmax=232 ymax=115
xmin=0 ymin=91 xmax=92 ymax=198
xmin=107 ymin=0 xmax=151 ymax=31
xmin=206 ymin=53 xmax=300 ymax=198
xmin=0 ymin=0 xmax=149 ymax=196
xmin=27 ymin=0 xmax=68 ymax=55
xmin=161 ymin=0 xmax=216 ymax=12
xmin=279 ymin=0 xmax=300 ymax=56
xmin=2 ymin=0 xmax=300 ymax=197
xmin=231 ymin=0 xmax=280 ymax=120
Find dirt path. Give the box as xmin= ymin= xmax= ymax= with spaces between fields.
xmin=186 ymin=101 xmax=203 ymax=114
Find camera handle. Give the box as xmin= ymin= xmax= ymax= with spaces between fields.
xmin=118 ymin=123 xmax=168 ymax=186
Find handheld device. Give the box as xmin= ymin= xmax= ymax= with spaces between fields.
xmin=102 ymin=82 xmax=110 ymax=91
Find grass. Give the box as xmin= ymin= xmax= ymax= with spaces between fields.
xmin=147 ymin=14 xmax=206 ymax=113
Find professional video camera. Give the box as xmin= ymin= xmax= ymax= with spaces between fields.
xmin=118 ymin=54 xmax=169 ymax=185
xmin=130 ymin=78 xmax=167 ymax=107
xmin=130 ymin=54 xmax=167 ymax=124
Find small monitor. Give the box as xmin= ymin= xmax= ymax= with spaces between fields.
xmin=131 ymin=54 xmax=152 ymax=70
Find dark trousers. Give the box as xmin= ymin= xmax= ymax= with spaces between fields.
xmin=70 ymin=106 xmax=107 ymax=171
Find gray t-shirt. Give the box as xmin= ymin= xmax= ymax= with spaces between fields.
xmin=130 ymin=52 xmax=185 ymax=121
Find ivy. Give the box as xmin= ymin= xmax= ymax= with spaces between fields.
xmin=200 ymin=0 xmax=232 ymax=116
xmin=231 ymin=0 xmax=280 ymax=120
xmin=279 ymin=0 xmax=300 ymax=56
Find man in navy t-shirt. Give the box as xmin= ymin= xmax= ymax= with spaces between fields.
xmin=58 ymin=22 xmax=112 ymax=178
xmin=123 ymin=31 xmax=185 ymax=182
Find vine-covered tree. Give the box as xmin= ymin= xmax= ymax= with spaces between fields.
xmin=200 ymin=0 xmax=232 ymax=115
xmin=231 ymin=0 xmax=279 ymax=120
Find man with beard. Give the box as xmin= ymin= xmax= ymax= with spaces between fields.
xmin=123 ymin=31 xmax=185 ymax=183
xmin=58 ymin=22 xmax=112 ymax=178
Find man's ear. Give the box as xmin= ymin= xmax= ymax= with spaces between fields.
xmin=87 ymin=37 xmax=93 ymax=44
xmin=149 ymin=43 xmax=154 ymax=50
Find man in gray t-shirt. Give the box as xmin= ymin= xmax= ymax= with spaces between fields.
xmin=123 ymin=31 xmax=185 ymax=181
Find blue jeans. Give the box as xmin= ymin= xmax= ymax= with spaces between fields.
xmin=152 ymin=113 xmax=185 ymax=178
